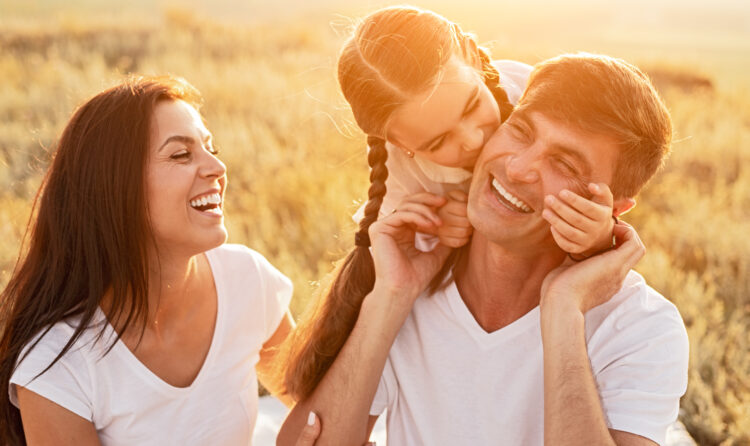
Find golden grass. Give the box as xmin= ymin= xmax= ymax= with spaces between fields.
xmin=0 ymin=5 xmax=748 ymax=444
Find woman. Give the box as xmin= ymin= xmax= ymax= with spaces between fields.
xmin=0 ymin=76 xmax=293 ymax=445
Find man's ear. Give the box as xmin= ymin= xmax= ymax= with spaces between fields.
xmin=613 ymin=198 xmax=636 ymax=217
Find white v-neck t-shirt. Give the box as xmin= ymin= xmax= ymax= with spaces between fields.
xmin=9 ymin=244 xmax=292 ymax=446
xmin=370 ymin=271 xmax=689 ymax=445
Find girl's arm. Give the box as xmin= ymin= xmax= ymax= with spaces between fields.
xmin=17 ymin=387 xmax=101 ymax=446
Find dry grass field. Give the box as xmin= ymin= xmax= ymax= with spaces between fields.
xmin=0 ymin=0 xmax=748 ymax=444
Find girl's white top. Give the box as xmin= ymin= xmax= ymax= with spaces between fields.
xmin=9 ymin=244 xmax=292 ymax=446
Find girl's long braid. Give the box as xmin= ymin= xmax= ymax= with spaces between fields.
xmin=282 ymin=136 xmax=389 ymax=401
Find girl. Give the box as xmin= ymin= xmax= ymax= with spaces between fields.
xmin=0 ymin=76 xmax=293 ymax=445
xmin=281 ymin=6 xmax=616 ymax=403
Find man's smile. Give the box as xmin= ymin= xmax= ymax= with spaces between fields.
xmin=490 ymin=175 xmax=533 ymax=213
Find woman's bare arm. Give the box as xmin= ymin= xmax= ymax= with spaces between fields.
xmin=17 ymin=386 xmax=101 ymax=446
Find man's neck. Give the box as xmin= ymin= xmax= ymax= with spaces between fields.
xmin=454 ymin=233 xmax=566 ymax=333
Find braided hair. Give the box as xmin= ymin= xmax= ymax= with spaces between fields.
xmin=279 ymin=6 xmax=516 ymax=401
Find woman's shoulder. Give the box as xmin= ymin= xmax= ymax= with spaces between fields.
xmin=206 ymin=243 xmax=292 ymax=295
xmin=206 ymin=243 xmax=271 ymax=272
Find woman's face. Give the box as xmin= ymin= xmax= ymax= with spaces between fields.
xmin=146 ymin=99 xmax=227 ymax=256
xmin=386 ymin=56 xmax=501 ymax=170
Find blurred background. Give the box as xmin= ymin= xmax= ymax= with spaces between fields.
xmin=0 ymin=0 xmax=748 ymax=443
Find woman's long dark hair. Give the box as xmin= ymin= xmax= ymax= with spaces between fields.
xmin=281 ymin=6 xmax=514 ymax=401
xmin=0 ymin=76 xmax=202 ymax=444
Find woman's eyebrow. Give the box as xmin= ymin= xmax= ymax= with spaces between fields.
xmin=158 ymin=133 xmax=212 ymax=152
xmin=417 ymin=85 xmax=480 ymax=152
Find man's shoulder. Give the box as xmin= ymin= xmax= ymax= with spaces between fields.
xmin=585 ymin=271 xmax=687 ymax=346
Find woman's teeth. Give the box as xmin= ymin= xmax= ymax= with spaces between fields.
xmin=491 ymin=178 xmax=532 ymax=213
xmin=190 ymin=193 xmax=222 ymax=211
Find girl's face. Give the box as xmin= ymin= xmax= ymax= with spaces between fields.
xmin=386 ymin=56 xmax=501 ymax=170
xmin=146 ymin=99 xmax=227 ymax=257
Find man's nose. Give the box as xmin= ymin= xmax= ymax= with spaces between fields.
xmin=505 ymin=148 xmax=540 ymax=184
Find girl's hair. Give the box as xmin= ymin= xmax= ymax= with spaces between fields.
xmin=0 ymin=76 xmax=202 ymax=444
xmin=281 ymin=6 xmax=514 ymax=401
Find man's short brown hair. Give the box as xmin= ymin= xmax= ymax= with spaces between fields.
xmin=516 ymin=53 xmax=672 ymax=198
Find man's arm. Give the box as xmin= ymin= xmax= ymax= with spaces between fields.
xmin=276 ymin=288 xmax=405 ymax=446
xmin=540 ymin=301 xmax=655 ymax=446
xmin=278 ymin=195 xmax=451 ymax=446
xmin=540 ymin=222 xmax=655 ymax=446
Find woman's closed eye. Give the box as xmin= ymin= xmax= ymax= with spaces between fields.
xmin=170 ymin=149 xmax=191 ymax=160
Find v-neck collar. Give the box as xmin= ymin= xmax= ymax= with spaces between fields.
xmin=441 ymin=279 xmax=540 ymax=348
xmin=97 ymin=250 xmax=224 ymax=396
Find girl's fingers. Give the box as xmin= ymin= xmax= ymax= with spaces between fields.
xmin=544 ymin=194 xmax=597 ymax=230
xmin=551 ymin=190 xmax=609 ymax=225
xmin=438 ymin=234 xmax=471 ymax=248
xmin=437 ymin=224 xmax=473 ymax=239
xmin=542 ymin=208 xmax=587 ymax=244
xmin=396 ymin=202 xmax=443 ymax=226
xmin=549 ymin=226 xmax=582 ymax=253
xmin=440 ymin=200 xmax=469 ymax=218
xmin=398 ymin=192 xmax=447 ymax=209
xmin=588 ymin=182 xmax=614 ymax=207
xmin=373 ymin=209 xmax=437 ymax=238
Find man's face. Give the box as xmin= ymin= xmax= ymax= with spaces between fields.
xmin=467 ymin=109 xmax=620 ymax=250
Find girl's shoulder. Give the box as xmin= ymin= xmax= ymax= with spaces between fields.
xmin=492 ymin=60 xmax=534 ymax=105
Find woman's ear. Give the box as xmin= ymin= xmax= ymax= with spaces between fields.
xmin=613 ymin=197 xmax=636 ymax=217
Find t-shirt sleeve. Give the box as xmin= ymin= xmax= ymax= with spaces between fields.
xmin=369 ymin=356 xmax=398 ymax=416
xmin=251 ymin=250 xmax=294 ymax=342
xmin=9 ymin=329 xmax=94 ymax=422
xmin=590 ymin=300 xmax=689 ymax=445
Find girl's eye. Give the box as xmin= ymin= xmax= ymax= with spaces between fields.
xmin=428 ymin=137 xmax=445 ymax=153
xmin=208 ymin=146 xmax=220 ymax=156
xmin=465 ymin=98 xmax=480 ymax=114
xmin=170 ymin=150 xmax=190 ymax=160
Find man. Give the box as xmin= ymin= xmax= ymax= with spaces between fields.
xmin=280 ymin=53 xmax=689 ymax=446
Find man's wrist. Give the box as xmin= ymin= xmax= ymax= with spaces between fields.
xmin=540 ymin=294 xmax=585 ymax=341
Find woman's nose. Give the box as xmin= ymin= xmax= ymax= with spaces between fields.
xmin=201 ymin=150 xmax=226 ymax=179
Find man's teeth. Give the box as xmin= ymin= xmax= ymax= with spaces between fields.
xmin=190 ymin=193 xmax=222 ymax=209
xmin=491 ymin=179 xmax=532 ymax=213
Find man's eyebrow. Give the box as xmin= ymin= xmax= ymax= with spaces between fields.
xmin=158 ymin=133 xmax=211 ymax=152
xmin=416 ymin=85 xmax=480 ymax=152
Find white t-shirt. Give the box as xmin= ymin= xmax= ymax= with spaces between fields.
xmin=9 ymin=244 xmax=292 ymax=446
xmin=370 ymin=271 xmax=689 ymax=445
xmin=354 ymin=60 xmax=534 ymax=222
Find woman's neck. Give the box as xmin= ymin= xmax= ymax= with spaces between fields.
xmin=101 ymin=250 xmax=210 ymax=336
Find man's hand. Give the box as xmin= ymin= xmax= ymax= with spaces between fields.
xmin=540 ymin=220 xmax=645 ymax=314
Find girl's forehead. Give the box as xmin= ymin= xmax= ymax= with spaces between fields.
xmin=387 ymin=59 xmax=483 ymax=149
